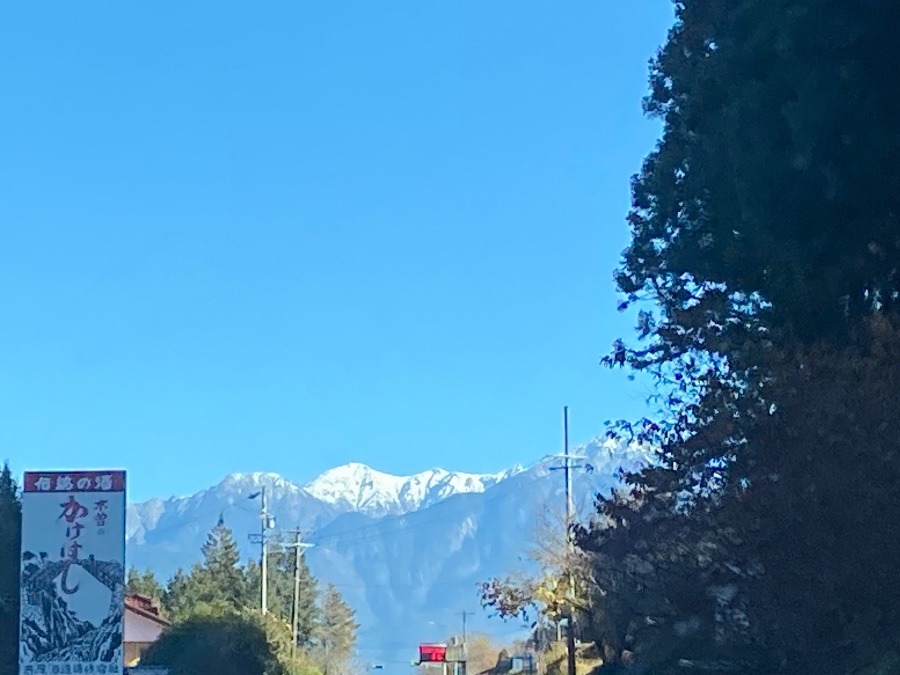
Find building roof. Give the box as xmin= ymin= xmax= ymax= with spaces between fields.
xmin=125 ymin=594 xmax=170 ymax=628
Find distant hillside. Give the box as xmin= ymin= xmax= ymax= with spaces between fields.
xmin=126 ymin=438 xmax=653 ymax=665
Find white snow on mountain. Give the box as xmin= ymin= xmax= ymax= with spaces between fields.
xmin=220 ymin=471 xmax=306 ymax=493
xmin=304 ymin=462 xmax=525 ymax=516
xmin=125 ymin=437 xmax=653 ymax=665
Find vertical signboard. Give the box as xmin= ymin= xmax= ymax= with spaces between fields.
xmin=19 ymin=471 xmax=126 ymax=675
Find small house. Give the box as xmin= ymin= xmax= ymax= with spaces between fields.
xmin=124 ymin=593 xmax=170 ymax=667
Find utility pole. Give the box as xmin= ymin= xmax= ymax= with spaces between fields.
xmin=549 ymin=407 xmax=593 ymax=675
xmin=248 ymin=486 xmax=274 ymax=617
xmin=460 ymin=610 xmax=474 ymax=675
xmin=564 ymin=407 xmax=573 ymax=543
xmin=261 ymin=485 xmax=268 ymax=616
xmin=563 ymin=407 xmax=576 ymax=675
xmin=461 ymin=610 xmax=473 ymax=645
xmin=292 ymin=528 xmax=301 ymax=657
xmin=285 ymin=529 xmax=313 ymax=658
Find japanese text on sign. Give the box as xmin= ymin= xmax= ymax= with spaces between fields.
xmin=24 ymin=472 xmax=125 ymax=493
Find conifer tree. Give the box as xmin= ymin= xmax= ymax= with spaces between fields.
xmin=163 ymin=567 xmax=193 ymax=620
xmin=246 ymin=537 xmax=319 ymax=646
xmin=315 ymin=584 xmax=358 ymax=675
xmin=585 ymin=0 xmax=900 ymax=670
xmin=164 ymin=519 xmax=252 ymax=618
xmin=199 ymin=517 xmax=246 ymax=609
xmin=0 ymin=463 xmax=21 ymax=675
xmin=126 ymin=566 xmax=165 ymax=605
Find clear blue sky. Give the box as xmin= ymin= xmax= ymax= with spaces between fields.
xmin=0 ymin=2 xmax=673 ymax=502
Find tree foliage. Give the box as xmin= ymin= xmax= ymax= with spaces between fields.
xmin=463 ymin=634 xmax=506 ymax=675
xmin=584 ymin=324 xmax=900 ymax=671
xmin=159 ymin=519 xmax=257 ymax=620
xmin=198 ymin=518 xmax=248 ymax=608
xmin=479 ymin=508 xmax=592 ymax=639
xmin=0 ymin=463 xmax=21 ymax=675
xmin=127 ymin=566 xmax=166 ymax=606
xmin=152 ymin=520 xmax=352 ymax=674
xmin=718 ymin=324 xmax=900 ymax=670
xmin=162 ymin=567 xmax=194 ymax=620
xmin=313 ymin=583 xmax=358 ymax=675
xmin=580 ymin=0 xmax=900 ymax=672
xmin=141 ymin=608 xmax=319 ymax=675
xmin=617 ymin=0 xmax=900 ymax=358
xmin=245 ymin=534 xmax=319 ymax=647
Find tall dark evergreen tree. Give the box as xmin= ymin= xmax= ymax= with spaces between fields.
xmin=616 ymin=0 xmax=900 ymax=355
xmin=201 ymin=518 xmax=241 ymax=577
xmin=580 ymin=0 xmax=900 ymax=672
xmin=199 ymin=518 xmax=247 ymax=609
xmin=0 ymin=463 xmax=21 ymax=675
xmin=163 ymin=520 xmax=253 ymax=619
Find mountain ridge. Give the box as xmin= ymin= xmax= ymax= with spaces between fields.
xmin=303 ymin=461 xmax=526 ymax=516
xmin=125 ymin=438 xmax=653 ymax=663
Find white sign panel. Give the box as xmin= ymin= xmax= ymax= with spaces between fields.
xmin=20 ymin=471 xmax=126 ymax=675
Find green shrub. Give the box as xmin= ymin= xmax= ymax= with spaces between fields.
xmin=141 ymin=607 xmax=320 ymax=675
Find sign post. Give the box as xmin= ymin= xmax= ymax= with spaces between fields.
xmin=19 ymin=470 xmax=127 ymax=675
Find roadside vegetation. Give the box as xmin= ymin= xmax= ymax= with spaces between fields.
xmin=482 ymin=1 xmax=900 ymax=672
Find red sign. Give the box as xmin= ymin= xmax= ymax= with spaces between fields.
xmin=419 ymin=645 xmax=447 ymax=663
xmin=24 ymin=471 xmax=126 ymax=493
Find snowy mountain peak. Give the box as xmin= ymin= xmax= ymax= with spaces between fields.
xmin=218 ymin=471 xmax=303 ymax=495
xmin=304 ymin=462 xmax=514 ymax=517
xmin=126 ymin=437 xmax=652 ymax=663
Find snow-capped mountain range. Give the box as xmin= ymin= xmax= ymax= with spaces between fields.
xmin=126 ymin=438 xmax=652 ymax=665
xmin=302 ymin=462 xmax=526 ymax=517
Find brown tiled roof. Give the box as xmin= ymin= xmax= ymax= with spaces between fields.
xmin=125 ymin=594 xmax=170 ymax=626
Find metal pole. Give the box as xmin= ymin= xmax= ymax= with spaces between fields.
xmin=462 ymin=610 xmax=467 ymax=644
xmin=564 ymin=406 xmax=572 ymax=534
xmin=261 ymin=485 xmax=268 ymax=616
xmin=461 ymin=611 xmax=471 ymax=675
xmin=563 ymin=407 xmax=576 ymax=675
xmin=291 ymin=530 xmax=302 ymax=657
